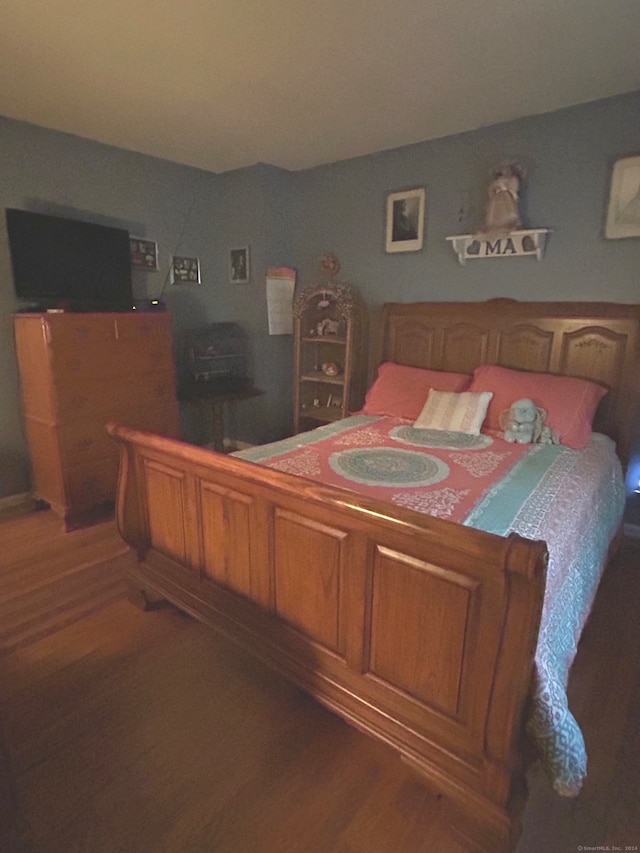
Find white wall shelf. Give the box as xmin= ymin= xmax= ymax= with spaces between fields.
xmin=446 ymin=228 xmax=552 ymax=265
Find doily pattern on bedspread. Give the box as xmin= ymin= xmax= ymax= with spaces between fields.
xmin=238 ymin=415 xmax=529 ymax=526
xmin=328 ymin=447 xmax=449 ymax=487
xmin=389 ymin=425 xmax=494 ymax=450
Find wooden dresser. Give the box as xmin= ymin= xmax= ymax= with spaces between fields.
xmin=14 ymin=311 xmax=181 ymax=529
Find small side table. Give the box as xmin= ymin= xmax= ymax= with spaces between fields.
xmin=178 ymin=379 xmax=263 ymax=452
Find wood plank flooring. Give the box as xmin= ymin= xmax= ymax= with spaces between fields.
xmin=0 ymin=509 xmax=639 ymax=852
xmin=0 ymin=510 xmax=129 ymax=655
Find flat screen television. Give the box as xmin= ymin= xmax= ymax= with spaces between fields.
xmin=5 ymin=208 xmax=134 ymax=311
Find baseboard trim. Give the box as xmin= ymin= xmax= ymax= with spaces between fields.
xmin=228 ymin=440 xmax=255 ymax=451
xmin=0 ymin=492 xmax=31 ymax=510
xmin=623 ymin=522 xmax=640 ymax=540
xmin=203 ymin=440 xmax=255 ymax=452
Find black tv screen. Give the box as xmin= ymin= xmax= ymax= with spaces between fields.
xmin=5 ymin=208 xmax=133 ymax=311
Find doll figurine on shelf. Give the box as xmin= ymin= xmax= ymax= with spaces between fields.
xmin=320 ymin=251 xmax=341 ymax=279
xmin=482 ymin=162 xmax=526 ymax=234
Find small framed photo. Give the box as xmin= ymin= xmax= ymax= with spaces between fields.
xmin=385 ymin=187 xmax=425 ymax=253
xmin=129 ymin=237 xmax=158 ymax=271
xmin=605 ymin=155 xmax=640 ymax=239
xmin=229 ymin=246 xmax=250 ymax=283
xmin=170 ymin=255 xmax=201 ymax=284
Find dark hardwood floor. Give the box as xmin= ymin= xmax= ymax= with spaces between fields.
xmin=0 ymin=508 xmax=638 ymax=852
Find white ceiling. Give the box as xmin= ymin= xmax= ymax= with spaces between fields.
xmin=1 ymin=1 xmax=639 ymax=174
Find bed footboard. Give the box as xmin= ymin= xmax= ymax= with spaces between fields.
xmin=107 ymin=422 xmax=547 ymax=852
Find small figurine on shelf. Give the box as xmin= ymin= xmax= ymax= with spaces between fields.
xmin=320 ymin=251 xmax=341 ymax=279
xmin=481 ymin=162 xmax=526 ymax=234
xmin=317 ymin=318 xmax=339 ymax=336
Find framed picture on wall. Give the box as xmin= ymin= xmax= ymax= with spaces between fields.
xmin=170 ymin=255 xmax=201 ymax=284
xmin=229 ymin=246 xmax=250 ymax=283
xmin=605 ymin=155 xmax=640 ymax=239
xmin=129 ymin=237 xmax=159 ymax=271
xmin=385 ymin=187 xmax=426 ymax=253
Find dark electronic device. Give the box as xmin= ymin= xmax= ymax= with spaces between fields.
xmin=5 ymin=207 xmax=133 ymax=311
xmin=186 ymin=322 xmax=250 ymax=393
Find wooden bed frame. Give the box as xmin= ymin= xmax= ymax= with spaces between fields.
xmin=107 ymin=300 xmax=640 ymax=853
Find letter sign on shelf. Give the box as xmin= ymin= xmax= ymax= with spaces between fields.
xmin=446 ymin=229 xmax=551 ymax=265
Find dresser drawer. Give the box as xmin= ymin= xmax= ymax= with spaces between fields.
xmin=53 ymin=373 xmax=178 ymax=420
xmin=50 ymin=342 xmax=174 ymax=380
xmin=59 ymin=420 xmax=118 ymax=467
xmin=44 ymin=314 xmax=118 ymax=346
xmin=109 ymin=314 xmax=172 ymax=342
xmin=111 ymin=404 xmax=182 ymax=440
xmin=45 ymin=314 xmax=175 ymax=380
xmin=65 ymin=458 xmax=118 ymax=508
xmin=59 ymin=404 xmax=180 ymax=466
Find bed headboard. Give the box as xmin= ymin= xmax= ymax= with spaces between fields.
xmin=378 ymin=299 xmax=640 ymax=469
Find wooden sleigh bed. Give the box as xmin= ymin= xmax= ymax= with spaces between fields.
xmin=107 ymin=299 xmax=640 ymax=853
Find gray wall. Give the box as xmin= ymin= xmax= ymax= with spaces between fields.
xmin=293 ymin=92 xmax=640 ymax=308
xmin=0 ymin=122 xmax=298 ymax=497
xmin=1 ymin=91 xmax=639 ymax=499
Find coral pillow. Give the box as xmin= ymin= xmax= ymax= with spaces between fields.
xmin=362 ymin=362 xmax=472 ymax=420
xmin=414 ymin=390 xmax=493 ymax=434
xmin=469 ymin=364 xmax=607 ymax=449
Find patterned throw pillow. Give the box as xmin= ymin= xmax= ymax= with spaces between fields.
xmin=413 ymin=390 xmax=493 ymax=435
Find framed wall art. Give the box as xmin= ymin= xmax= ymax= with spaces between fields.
xmin=170 ymin=255 xmax=201 ymax=284
xmin=605 ymin=155 xmax=640 ymax=239
xmin=385 ymin=187 xmax=425 ymax=253
xmin=229 ymin=246 xmax=250 ymax=283
xmin=129 ymin=237 xmax=158 ymax=271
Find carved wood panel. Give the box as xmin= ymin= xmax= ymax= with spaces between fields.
xmin=273 ymin=509 xmax=347 ymax=654
xmin=143 ymin=460 xmax=188 ymax=564
xmin=439 ymin=324 xmax=492 ymax=374
xmin=495 ymin=324 xmax=554 ymax=372
xmin=368 ymin=546 xmax=477 ymax=717
xmin=559 ymin=326 xmax=626 ymax=386
xmin=385 ymin=319 xmax=437 ymax=367
xmin=200 ymin=481 xmax=254 ymax=599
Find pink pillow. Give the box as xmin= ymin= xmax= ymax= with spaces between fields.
xmin=469 ymin=364 xmax=607 ymax=449
xmin=362 ymin=362 xmax=472 ymax=421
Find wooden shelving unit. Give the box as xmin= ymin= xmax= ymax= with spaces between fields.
xmin=293 ymin=282 xmax=366 ymax=434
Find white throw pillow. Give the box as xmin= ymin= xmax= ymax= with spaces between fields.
xmin=413 ymin=390 xmax=493 ymax=435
